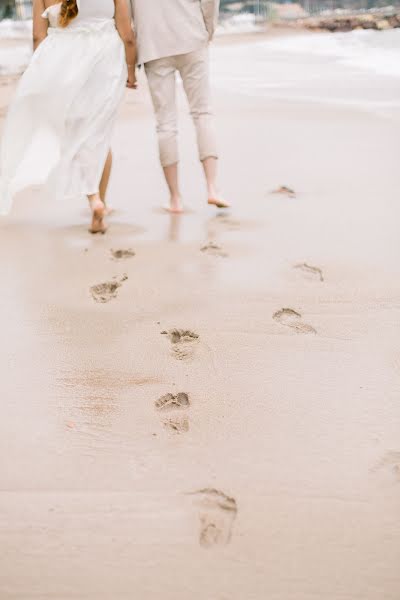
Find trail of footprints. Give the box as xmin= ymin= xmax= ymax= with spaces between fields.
xmin=155 ymin=328 xmax=238 ymax=546
xmin=89 ymin=247 xmax=135 ymax=303
xmin=83 ymin=202 xmax=400 ymax=548
xmin=87 ymin=246 xmax=239 ymax=547
xmin=86 ymin=240 xmax=239 ymax=545
xmin=156 ymin=327 xmax=238 ymax=547
xmin=86 ymin=221 xmax=327 ymax=548
xmin=86 ymin=240 xmax=400 ymax=547
xmin=154 ymin=244 xmax=323 ymax=545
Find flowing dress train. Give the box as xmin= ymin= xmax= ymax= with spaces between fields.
xmin=0 ymin=0 xmax=127 ymax=214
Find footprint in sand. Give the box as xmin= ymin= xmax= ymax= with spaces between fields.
xmin=273 ymin=308 xmax=316 ymax=334
xmin=155 ymin=392 xmax=190 ymax=434
xmin=110 ymin=248 xmax=136 ymax=261
xmin=163 ymin=415 xmax=190 ymax=434
xmin=271 ymin=185 xmax=296 ymax=198
xmin=200 ymin=242 xmax=228 ymax=258
xmin=374 ymin=452 xmax=400 ymax=482
xmin=90 ymin=274 xmax=127 ymax=304
xmin=190 ymin=488 xmax=238 ymax=548
xmin=294 ymin=262 xmax=324 ymax=282
xmin=161 ymin=328 xmax=200 ymax=361
xmin=212 ymin=214 xmax=241 ymax=231
xmin=155 ymin=392 xmax=190 ymax=411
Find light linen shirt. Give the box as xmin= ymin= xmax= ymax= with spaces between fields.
xmin=131 ymin=0 xmax=220 ymax=65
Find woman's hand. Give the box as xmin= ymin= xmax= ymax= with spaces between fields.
xmin=114 ymin=0 xmax=137 ymax=88
xmin=126 ymin=65 xmax=137 ymax=89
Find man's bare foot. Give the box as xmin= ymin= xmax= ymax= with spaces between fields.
xmin=89 ymin=198 xmax=107 ymax=234
xmin=208 ymin=196 xmax=230 ymax=209
xmin=163 ymin=196 xmax=184 ymax=214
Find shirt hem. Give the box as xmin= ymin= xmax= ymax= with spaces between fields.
xmin=140 ymin=40 xmax=208 ymax=66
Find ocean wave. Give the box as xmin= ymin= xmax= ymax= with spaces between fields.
xmin=0 ymin=46 xmax=31 ymax=76
xmin=264 ymin=29 xmax=400 ymax=78
xmin=0 ymin=19 xmax=32 ymax=75
xmin=0 ymin=18 xmax=32 ymax=39
xmin=1 ymin=18 xmax=400 ymax=81
xmin=217 ymin=13 xmax=263 ymax=35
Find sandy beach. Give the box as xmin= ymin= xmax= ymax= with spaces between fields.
xmin=1 ymin=26 xmax=400 ymax=599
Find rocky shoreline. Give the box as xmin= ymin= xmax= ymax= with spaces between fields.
xmin=296 ymin=10 xmax=400 ymax=32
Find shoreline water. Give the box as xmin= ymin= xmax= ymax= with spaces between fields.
xmin=1 ymin=23 xmax=400 ymax=91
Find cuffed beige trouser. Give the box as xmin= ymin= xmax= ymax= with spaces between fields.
xmin=144 ymin=47 xmax=218 ymax=168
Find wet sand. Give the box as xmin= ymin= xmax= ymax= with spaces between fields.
xmin=1 ymin=32 xmax=400 ymax=599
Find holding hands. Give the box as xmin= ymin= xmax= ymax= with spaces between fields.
xmin=126 ymin=65 xmax=137 ymax=89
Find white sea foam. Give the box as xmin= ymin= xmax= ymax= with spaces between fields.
xmin=217 ymin=13 xmax=262 ymax=35
xmin=0 ymin=19 xmax=32 ymax=75
xmin=0 ymin=45 xmax=31 ymax=75
xmin=211 ymin=28 xmax=400 ymax=120
xmin=0 ymin=18 xmax=32 ymax=39
xmin=264 ymin=29 xmax=400 ymax=78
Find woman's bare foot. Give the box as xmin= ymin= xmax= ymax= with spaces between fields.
xmin=88 ymin=197 xmax=107 ymax=234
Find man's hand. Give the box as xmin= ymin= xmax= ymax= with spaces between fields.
xmin=127 ymin=66 xmax=138 ymax=89
xmin=200 ymin=0 xmax=220 ymax=41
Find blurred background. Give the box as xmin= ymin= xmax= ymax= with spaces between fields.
xmin=2 ymin=0 xmax=400 ymax=22
xmin=1 ymin=0 xmax=400 ymax=83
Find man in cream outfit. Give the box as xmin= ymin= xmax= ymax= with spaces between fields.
xmin=131 ymin=0 xmax=229 ymax=213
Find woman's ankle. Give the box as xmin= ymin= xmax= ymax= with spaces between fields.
xmin=88 ymin=193 xmax=103 ymax=207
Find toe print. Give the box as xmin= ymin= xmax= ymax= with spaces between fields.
xmin=161 ymin=329 xmax=199 ymax=344
xmin=155 ymin=392 xmax=190 ymax=411
xmin=161 ymin=328 xmax=200 ymax=361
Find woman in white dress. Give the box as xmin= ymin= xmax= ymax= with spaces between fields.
xmin=0 ymin=0 xmax=136 ymax=233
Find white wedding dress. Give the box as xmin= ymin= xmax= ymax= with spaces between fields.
xmin=0 ymin=0 xmax=127 ymax=214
